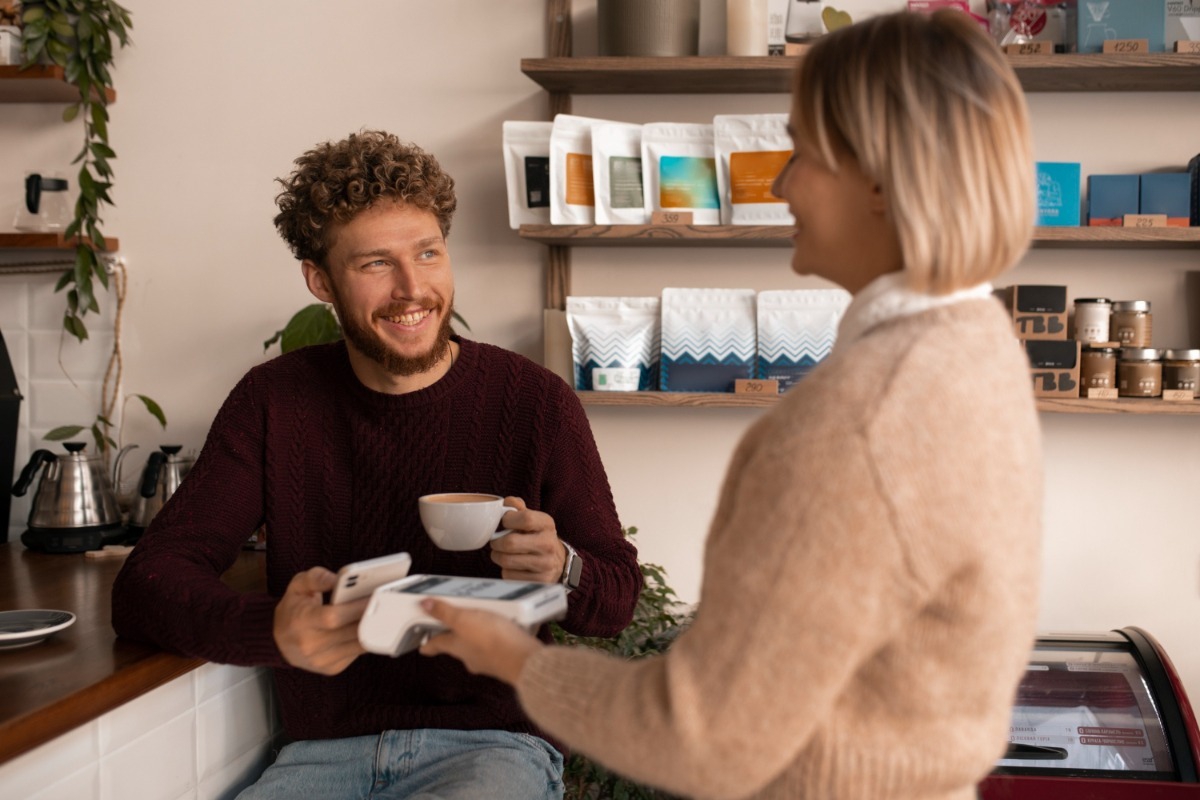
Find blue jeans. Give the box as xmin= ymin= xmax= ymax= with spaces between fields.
xmin=236 ymin=729 xmax=564 ymax=800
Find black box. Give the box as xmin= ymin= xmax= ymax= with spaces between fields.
xmin=1025 ymin=339 xmax=1080 ymax=397
xmin=996 ymin=285 xmax=1069 ymax=341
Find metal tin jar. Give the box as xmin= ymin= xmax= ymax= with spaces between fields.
xmin=1117 ymin=347 xmax=1162 ymax=398
xmin=1073 ymin=298 xmax=1112 ymax=343
xmin=1111 ymin=301 xmax=1152 ymax=347
xmin=1163 ymin=349 xmax=1200 ymax=394
xmin=1080 ymin=344 xmax=1118 ymax=391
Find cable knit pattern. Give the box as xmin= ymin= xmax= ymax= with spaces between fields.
xmin=517 ymin=298 xmax=1043 ymax=800
xmin=112 ymin=337 xmax=641 ymax=743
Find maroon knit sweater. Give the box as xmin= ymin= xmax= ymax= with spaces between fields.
xmin=111 ymin=337 xmax=641 ymax=743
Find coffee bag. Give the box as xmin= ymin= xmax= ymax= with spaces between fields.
xmin=714 ymin=113 xmax=794 ymax=226
xmin=550 ymin=114 xmax=612 ymax=225
xmin=642 ymin=123 xmax=721 ymax=225
xmin=660 ymin=288 xmax=757 ymax=391
xmin=756 ymin=289 xmax=851 ymax=391
xmin=592 ymin=122 xmax=648 ymax=225
xmin=502 ymin=120 xmax=553 ymax=230
xmin=566 ymin=296 xmax=661 ymax=391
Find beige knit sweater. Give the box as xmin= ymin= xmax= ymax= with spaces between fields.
xmin=518 ymin=294 xmax=1043 ymax=800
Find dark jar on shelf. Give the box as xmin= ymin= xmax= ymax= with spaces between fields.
xmin=1111 ymin=300 xmax=1152 ymax=347
xmin=1117 ymin=347 xmax=1162 ymax=398
xmin=1080 ymin=344 xmax=1118 ymax=391
xmin=1163 ymin=349 xmax=1200 ymax=394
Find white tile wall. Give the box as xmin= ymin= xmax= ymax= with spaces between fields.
xmin=1 ymin=270 xmax=115 ymax=543
xmin=0 ymin=663 xmax=280 ymax=800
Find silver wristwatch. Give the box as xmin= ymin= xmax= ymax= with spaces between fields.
xmin=559 ymin=540 xmax=583 ymax=591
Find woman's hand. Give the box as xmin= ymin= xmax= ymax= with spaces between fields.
xmin=418 ymin=598 xmax=544 ymax=685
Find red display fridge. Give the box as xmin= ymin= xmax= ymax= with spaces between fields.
xmin=981 ymin=627 xmax=1200 ymax=799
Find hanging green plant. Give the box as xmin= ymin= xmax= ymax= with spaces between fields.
xmin=19 ymin=0 xmax=133 ymax=342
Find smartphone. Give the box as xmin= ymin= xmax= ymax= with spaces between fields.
xmin=330 ymin=552 xmax=413 ymax=604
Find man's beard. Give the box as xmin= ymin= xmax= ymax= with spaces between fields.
xmin=330 ymin=287 xmax=454 ymax=377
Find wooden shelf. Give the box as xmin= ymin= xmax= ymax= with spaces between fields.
xmin=521 ymin=224 xmax=1200 ymax=248
xmin=0 ymin=65 xmax=116 ymax=103
xmin=577 ymin=390 xmax=1200 ymax=414
xmin=0 ymin=232 xmax=119 ymax=251
xmin=522 ymin=53 xmax=1200 ymax=95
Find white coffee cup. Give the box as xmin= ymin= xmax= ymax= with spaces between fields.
xmin=418 ymin=493 xmax=517 ymax=551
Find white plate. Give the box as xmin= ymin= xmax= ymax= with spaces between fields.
xmin=0 ymin=609 xmax=76 ymax=650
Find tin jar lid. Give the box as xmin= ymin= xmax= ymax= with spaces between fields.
xmin=1074 ymin=298 xmax=1112 ymax=306
xmin=1119 ymin=347 xmax=1161 ymax=361
xmin=1113 ymin=300 xmax=1151 ymax=312
xmin=1164 ymin=349 xmax=1200 ymax=361
xmin=1082 ymin=344 xmax=1118 ymax=355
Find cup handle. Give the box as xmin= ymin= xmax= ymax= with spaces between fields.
xmin=490 ymin=504 xmax=520 ymax=540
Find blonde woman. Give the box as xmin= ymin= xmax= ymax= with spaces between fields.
xmin=421 ymin=11 xmax=1042 ymax=800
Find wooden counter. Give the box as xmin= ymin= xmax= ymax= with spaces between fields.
xmin=0 ymin=543 xmax=266 ymax=764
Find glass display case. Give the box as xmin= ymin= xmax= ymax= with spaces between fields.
xmin=981 ymin=627 xmax=1200 ymax=799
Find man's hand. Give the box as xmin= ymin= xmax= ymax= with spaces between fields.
xmin=418 ymin=598 xmax=543 ymax=684
xmin=274 ymin=566 xmax=367 ymax=675
xmin=490 ymin=496 xmax=568 ymax=584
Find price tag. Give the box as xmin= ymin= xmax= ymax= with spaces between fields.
xmin=1123 ymin=214 xmax=1168 ymax=228
xmin=734 ymin=379 xmax=779 ymax=395
xmin=1103 ymin=39 xmax=1149 ymax=54
xmin=1004 ymin=41 xmax=1053 ymax=55
xmin=1162 ymin=389 xmax=1196 ymax=402
xmin=1176 ymin=41 xmax=1200 ymax=54
xmin=1087 ymin=387 xmax=1119 ymax=399
xmin=651 ymin=211 xmax=694 ymax=225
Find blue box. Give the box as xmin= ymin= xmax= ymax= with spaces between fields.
xmin=1037 ymin=162 xmax=1081 ymax=227
xmin=1087 ymin=175 xmax=1140 ymax=226
xmin=1139 ymin=172 xmax=1192 ymax=226
xmin=1078 ymin=0 xmax=1167 ymax=53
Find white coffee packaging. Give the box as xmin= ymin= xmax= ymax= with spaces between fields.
xmin=502 ymin=121 xmax=553 ymax=230
xmin=566 ymin=296 xmax=661 ymax=391
xmin=592 ymin=122 xmax=648 ymax=225
xmin=642 ymin=123 xmax=721 ymax=225
xmin=714 ymin=113 xmax=795 ymax=226
xmin=756 ymin=289 xmax=851 ymax=391
xmin=660 ymin=288 xmax=757 ymax=391
xmin=550 ymin=114 xmax=612 ymax=225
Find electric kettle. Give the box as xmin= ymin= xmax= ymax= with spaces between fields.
xmin=126 ymin=445 xmax=194 ymax=541
xmin=11 ymin=441 xmax=135 ymax=553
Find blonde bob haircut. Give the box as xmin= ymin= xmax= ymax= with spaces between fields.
xmin=790 ymin=10 xmax=1035 ymax=295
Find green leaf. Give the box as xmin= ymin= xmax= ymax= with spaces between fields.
xmin=22 ymin=6 xmax=46 ymax=23
xmin=63 ymin=313 xmax=88 ymax=342
xmin=451 ymin=309 xmax=471 ymax=332
xmin=54 ymin=268 xmax=73 ymax=292
xmin=50 ymin=17 xmax=75 ymax=38
xmin=262 ymin=329 xmax=283 ymax=352
xmin=91 ymin=141 xmax=116 ymax=159
xmin=91 ymin=101 xmax=108 ymax=140
xmin=76 ymin=12 xmax=93 ymax=39
xmin=133 ymin=394 xmax=167 ymax=428
xmin=46 ymin=38 xmax=71 ymax=67
xmin=44 ymin=425 xmax=86 ymax=441
xmin=279 ymin=304 xmax=342 ymax=354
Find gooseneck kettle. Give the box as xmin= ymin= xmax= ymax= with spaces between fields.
xmin=11 ymin=441 xmax=134 ymax=553
xmin=126 ymin=444 xmax=194 ymax=541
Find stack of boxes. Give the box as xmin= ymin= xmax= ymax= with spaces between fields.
xmin=995 ymin=285 xmax=1079 ymax=397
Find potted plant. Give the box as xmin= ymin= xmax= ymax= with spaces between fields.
xmin=550 ymin=527 xmax=694 ymax=800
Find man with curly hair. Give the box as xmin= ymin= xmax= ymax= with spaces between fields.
xmin=112 ymin=130 xmax=642 ymax=799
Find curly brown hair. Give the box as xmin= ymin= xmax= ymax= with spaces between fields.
xmin=273 ymin=130 xmax=457 ymax=267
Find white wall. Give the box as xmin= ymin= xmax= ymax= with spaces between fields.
xmin=2 ymin=0 xmax=1199 ymax=709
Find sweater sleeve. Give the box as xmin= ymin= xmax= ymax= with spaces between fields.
xmin=515 ymin=415 xmax=929 ymax=800
xmin=539 ymin=383 xmax=642 ymax=637
xmin=111 ymin=371 xmax=288 ymax=668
